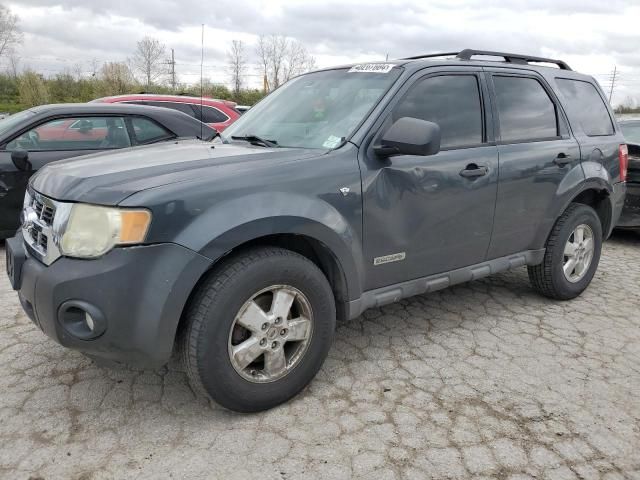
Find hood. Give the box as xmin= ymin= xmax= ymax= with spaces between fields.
xmin=31 ymin=140 xmax=323 ymax=204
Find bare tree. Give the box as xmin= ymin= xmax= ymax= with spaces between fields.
xmin=0 ymin=5 xmax=22 ymax=58
xmin=227 ymin=40 xmax=247 ymax=95
xmin=283 ymin=40 xmax=316 ymax=82
xmin=7 ymin=51 xmax=19 ymax=78
xmin=256 ymin=35 xmax=315 ymax=92
xmin=131 ymin=36 xmax=166 ymax=89
xmin=256 ymin=35 xmax=271 ymax=92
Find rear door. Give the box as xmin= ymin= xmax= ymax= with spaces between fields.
xmin=359 ymin=68 xmax=499 ymax=290
xmin=485 ymin=69 xmax=581 ymax=259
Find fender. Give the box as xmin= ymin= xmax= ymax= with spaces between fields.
xmin=531 ymin=163 xmax=613 ymax=249
xmin=172 ymin=192 xmax=365 ymax=301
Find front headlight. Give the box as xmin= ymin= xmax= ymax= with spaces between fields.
xmin=59 ymin=204 xmax=152 ymax=258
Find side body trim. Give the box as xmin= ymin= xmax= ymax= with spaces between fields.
xmin=347 ymin=249 xmax=545 ymax=319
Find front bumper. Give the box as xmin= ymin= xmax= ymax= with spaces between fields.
xmin=617 ymin=181 xmax=640 ymax=229
xmin=7 ymin=233 xmax=212 ymax=368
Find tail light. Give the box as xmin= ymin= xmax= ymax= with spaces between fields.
xmin=619 ymin=144 xmax=628 ymax=182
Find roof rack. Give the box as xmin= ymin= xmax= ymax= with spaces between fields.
xmin=402 ymin=49 xmax=572 ymax=71
xmin=402 ymin=52 xmax=460 ymax=60
xmin=456 ymin=49 xmax=572 ymax=70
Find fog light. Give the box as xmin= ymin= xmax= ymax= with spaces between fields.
xmin=57 ymin=301 xmax=106 ymax=340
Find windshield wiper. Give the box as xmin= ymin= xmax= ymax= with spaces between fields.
xmin=231 ymin=134 xmax=278 ymax=148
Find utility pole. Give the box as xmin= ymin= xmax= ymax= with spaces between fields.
xmin=608 ymin=65 xmax=617 ymax=104
xmin=169 ymin=49 xmax=176 ymax=91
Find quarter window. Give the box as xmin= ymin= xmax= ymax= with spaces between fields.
xmin=556 ymin=79 xmax=614 ymax=136
xmin=493 ymin=76 xmax=558 ymax=142
xmin=6 ymin=116 xmax=130 ymax=151
xmin=393 ymin=75 xmax=483 ymax=149
xmin=130 ymin=117 xmax=173 ymax=143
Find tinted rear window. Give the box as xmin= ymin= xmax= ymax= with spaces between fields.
xmin=194 ymin=105 xmax=229 ymax=124
xmin=493 ymin=76 xmax=558 ymax=142
xmin=556 ymin=79 xmax=614 ymax=136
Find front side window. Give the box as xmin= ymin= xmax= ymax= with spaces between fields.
xmin=556 ymin=79 xmax=614 ymax=136
xmin=392 ymin=75 xmax=483 ymax=148
xmin=130 ymin=117 xmax=173 ymax=144
xmin=6 ymin=116 xmax=130 ymax=151
xmin=222 ymin=67 xmax=402 ymax=149
xmin=493 ymin=76 xmax=558 ymax=142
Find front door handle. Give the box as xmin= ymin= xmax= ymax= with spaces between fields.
xmin=554 ymin=153 xmax=572 ymax=167
xmin=459 ymin=164 xmax=488 ymax=178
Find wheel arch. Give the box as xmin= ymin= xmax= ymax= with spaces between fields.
xmin=172 ymin=227 xmax=360 ymax=356
xmin=534 ymin=183 xmax=613 ymax=251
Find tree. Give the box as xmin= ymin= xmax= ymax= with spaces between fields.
xmin=227 ymin=40 xmax=246 ymax=95
xmin=131 ymin=36 xmax=166 ymax=89
xmin=18 ymin=70 xmax=49 ymax=107
xmin=0 ymin=5 xmax=21 ymax=58
xmin=256 ymin=35 xmax=270 ymax=92
xmin=256 ymin=35 xmax=315 ymax=92
xmin=283 ymin=40 xmax=316 ymax=82
xmin=98 ymin=61 xmax=136 ymax=96
xmin=7 ymin=52 xmax=19 ymax=78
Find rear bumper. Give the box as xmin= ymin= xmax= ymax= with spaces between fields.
xmin=617 ymin=181 xmax=640 ymax=229
xmin=9 ymin=234 xmax=212 ymax=368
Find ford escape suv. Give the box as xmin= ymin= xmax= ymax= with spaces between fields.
xmin=6 ymin=50 xmax=627 ymax=412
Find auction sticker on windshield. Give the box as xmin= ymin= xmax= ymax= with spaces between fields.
xmin=348 ymin=64 xmax=396 ymax=73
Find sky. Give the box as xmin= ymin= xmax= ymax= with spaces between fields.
xmin=5 ymin=0 xmax=640 ymax=106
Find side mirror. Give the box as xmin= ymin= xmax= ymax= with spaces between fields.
xmin=77 ymin=119 xmax=93 ymax=133
xmin=374 ymin=117 xmax=441 ymax=157
xmin=11 ymin=149 xmax=32 ymax=171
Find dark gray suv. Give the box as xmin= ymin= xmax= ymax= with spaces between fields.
xmin=5 ymin=50 xmax=627 ymax=412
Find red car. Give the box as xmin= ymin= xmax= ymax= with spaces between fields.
xmin=91 ymin=94 xmax=240 ymax=132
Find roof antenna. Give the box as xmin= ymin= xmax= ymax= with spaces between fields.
xmin=200 ymin=23 xmax=204 ymax=140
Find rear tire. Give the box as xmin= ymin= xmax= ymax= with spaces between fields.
xmin=528 ymin=203 xmax=602 ymax=300
xmin=180 ymin=247 xmax=336 ymax=412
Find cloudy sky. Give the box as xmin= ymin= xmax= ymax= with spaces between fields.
xmin=6 ymin=0 xmax=640 ymax=105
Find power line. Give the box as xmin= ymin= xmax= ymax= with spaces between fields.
xmin=608 ymin=65 xmax=618 ymax=103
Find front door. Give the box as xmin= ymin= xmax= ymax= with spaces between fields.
xmin=359 ymin=70 xmax=499 ymax=290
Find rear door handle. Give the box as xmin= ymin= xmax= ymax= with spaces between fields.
xmin=554 ymin=153 xmax=572 ymax=167
xmin=459 ymin=164 xmax=488 ymax=178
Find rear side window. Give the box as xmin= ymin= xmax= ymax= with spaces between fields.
xmin=130 ymin=117 xmax=173 ymax=144
xmin=194 ymin=105 xmax=229 ymax=124
xmin=556 ymin=79 xmax=614 ymax=136
xmin=493 ymin=76 xmax=558 ymax=142
xmin=147 ymin=101 xmax=197 ymax=119
xmin=393 ymin=75 xmax=483 ymax=148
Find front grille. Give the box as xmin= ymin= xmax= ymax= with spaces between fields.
xmin=33 ymin=199 xmax=55 ymax=224
xmin=22 ymin=190 xmax=62 ymax=265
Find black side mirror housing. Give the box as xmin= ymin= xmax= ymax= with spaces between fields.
xmin=11 ymin=149 xmax=32 ymax=172
xmin=374 ymin=117 xmax=441 ymax=157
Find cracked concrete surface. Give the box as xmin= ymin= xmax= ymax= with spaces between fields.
xmin=1 ymin=232 xmax=639 ymax=479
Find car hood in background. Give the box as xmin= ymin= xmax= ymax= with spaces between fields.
xmin=30 ymin=140 xmax=323 ymax=205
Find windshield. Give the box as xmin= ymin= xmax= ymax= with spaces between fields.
xmin=222 ymin=66 xmax=402 ymax=149
xmin=0 ymin=110 xmax=36 ymax=136
xmin=620 ymin=121 xmax=640 ymax=145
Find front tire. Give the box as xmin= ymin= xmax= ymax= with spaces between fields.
xmin=180 ymin=247 xmax=336 ymax=412
xmin=528 ymin=203 xmax=603 ymax=300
